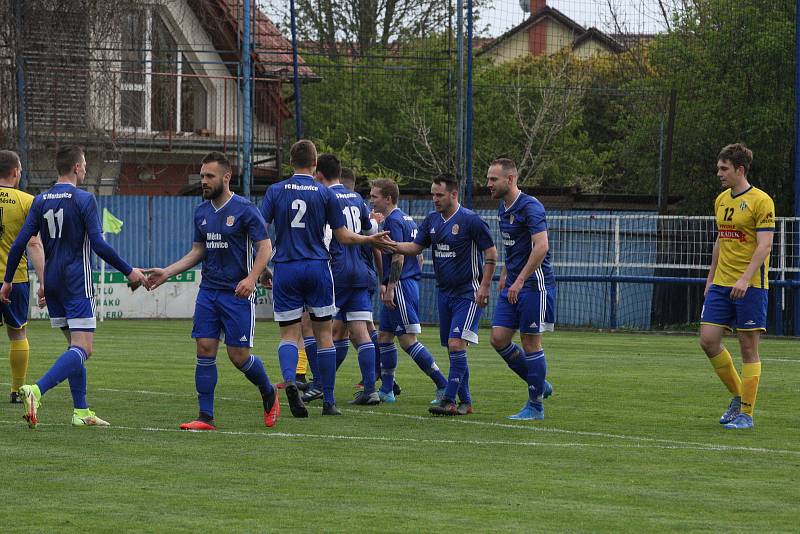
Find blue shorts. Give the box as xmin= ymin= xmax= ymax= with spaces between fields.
xmin=492 ymin=285 xmax=556 ymax=334
xmin=438 ymin=293 xmax=482 ymax=346
xmin=47 ymin=293 xmax=96 ymax=331
xmin=379 ymin=278 xmax=421 ymax=335
xmin=335 ymin=287 xmax=373 ymax=322
xmin=0 ymin=282 xmax=30 ymax=329
xmin=192 ymin=288 xmax=254 ymax=347
xmin=701 ymin=284 xmax=768 ymax=332
xmin=272 ymin=260 xmax=336 ymax=322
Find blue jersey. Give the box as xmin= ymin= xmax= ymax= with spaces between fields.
xmin=381 ymin=208 xmax=421 ymax=284
xmin=328 ymin=184 xmax=373 ymax=289
xmin=498 ymin=193 xmax=555 ymax=290
xmin=414 ymin=206 xmax=494 ymax=299
xmin=193 ymin=194 xmax=267 ymax=292
xmin=5 ymin=183 xmax=131 ymax=299
xmin=260 ymin=174 xmax=345 ymax=263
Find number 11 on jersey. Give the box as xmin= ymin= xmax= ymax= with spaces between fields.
xmin=44 ymin=208 xmax=64 ymax=238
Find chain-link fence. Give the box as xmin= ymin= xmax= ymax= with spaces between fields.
xmin=1 ymin=1 xmax=798 ymax=331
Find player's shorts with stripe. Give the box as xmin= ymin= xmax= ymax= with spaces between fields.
xmin=492 ymin=285 xmax=556 ymax=334
xmin=47 ymin=292 xmax=96 ymax=331
xmin=379 ymin=278 xmax=421 ymax=335
xmin=335 ymin=286 xmax=373 ymax=322
xmin=701 ymin=284 xmax=767 ymax=332
xmin=272 ymin=260 xmax=336 ymax=321
xmin=438 ymin=292 xmax=482 ymax=346
xmin=0 ymin=282 xmax=30 ymax=329
xmin=192 ymin=288 xmax=255 ymax=347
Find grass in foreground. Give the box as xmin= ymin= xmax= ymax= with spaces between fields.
xmin=1 ymin=320 xmax=798 ymax=532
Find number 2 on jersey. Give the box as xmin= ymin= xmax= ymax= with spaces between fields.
xmin=43 ymin=208 xmax=64 ymax=238
xmin=291 ymin=199 xmax=307 ymax=228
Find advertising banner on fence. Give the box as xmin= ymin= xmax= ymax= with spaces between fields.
xmin=27 ymin=271 xmax=274 ymax=320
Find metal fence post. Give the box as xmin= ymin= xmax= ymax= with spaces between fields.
xmin=14 ymin=0 xmax=28 ymax=189
xmin=290 ymin=0 xmax=303 ymax=140
xmin=242 ymin=0 xmax=252 ymax=196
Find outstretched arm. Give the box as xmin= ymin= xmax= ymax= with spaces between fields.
xmin=393 ymin=242 xmax=425 ymax=256
xmin=147 ymin=243 xmax=205 ymax=290
xmin=88 ymin=231 xmax=133 ymax=276
xmin=332 ymin=227 xmax=396 ymax=251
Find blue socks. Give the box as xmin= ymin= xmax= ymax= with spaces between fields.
xmin=525 ymin=350 xmax=547 ymax=410
xmin=356 ymin=342 xmax=377 ymax=394
xmin=37 ymin=346 xmax=87 ymax=397
xmin=304 ymin=336 xmax=320 ymax=387
xmin=317 ymin=346 xmax=337 ymax=404
xmin=277 ymin=341 xmax=299 ymax=383
xmin=404 ymin=342 xmax=447 ymax=389
xmin=68 ymin=364 xmax=88 ymax=409
xmin=443 ymin=350 xmax=467 ymax=402
xmin=497 ymin=343 xmax=528 ymax=382
xmin=378 ymin=342 xmax=397 ymax=394
xmin=195 ymin=356 xmax=218 ymax=418
xmin=238 ymin=354 xmax=274 ymax=396
xmin=371 ymin=330 xmax=381 ymax=381
xmin=458 ymin=364 xmax=471 ymax=404
xmin=334 ymin=339 xmax=349 ymax=370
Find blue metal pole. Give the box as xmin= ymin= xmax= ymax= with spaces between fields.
xmin=794 ymin=0 xmax=800 ymax=334
xmin=464 ymin=0 xmax=474 ymax=209
xmin=455 ymin=0 xmax=464 ymax=194
xmin=290 ymin=0 xmax=303 ymax=140
xmin=14 ymin=0 xmax=28 ymax=189
xmin=242 ymin=0 xmax=252 ymax=196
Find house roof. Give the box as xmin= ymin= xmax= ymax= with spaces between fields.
xmin=478 ymin=5 xmax=622 ymax=57
xmin=187 ymin=0 xmax=316 ymax=80
xmin=572 ymin=27 xmax=624 ymax=54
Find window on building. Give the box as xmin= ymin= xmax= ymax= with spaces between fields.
xmin=120 ymin=9 xmax=207 ymax=133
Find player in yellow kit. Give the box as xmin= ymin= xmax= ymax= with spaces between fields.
xmin=699 ymin=143 xmax=774 ymax=430
xmin=0 ymin=150 xmax=44 ymax=403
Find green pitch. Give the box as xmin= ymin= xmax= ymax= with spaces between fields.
xmin=1 ymin=320 xmax=798 ymax=532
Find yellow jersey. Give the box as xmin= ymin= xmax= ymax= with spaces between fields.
xmin=0 ymin=186 xmax=34 ymax=284
xmin=713 ymin=186 xmax=775 ymax=289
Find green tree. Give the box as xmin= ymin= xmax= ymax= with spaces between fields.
xmin=620 ymin=0 xmax=794 ymax=214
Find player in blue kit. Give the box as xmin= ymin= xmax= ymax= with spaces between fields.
xmin=260 ymin=140 xmax=393 ymax=416
xmin=370 ymin=178 xmax=449 ymax=403
xmin=393 ymin=174 xmax=497 ymax=415
xmin=340 ymin=168 xmax=395 ymax=395
xmin=486 ymin=158 xmax=555 ymax=421
xmin=1 ymin=145 xmax=148 ymax=428
xmin=147 ymin=152 xmax=278 ymax=431
xmin=309 ymin=155 xmax=381 ymax=406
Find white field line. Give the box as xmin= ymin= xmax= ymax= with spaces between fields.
xmin=1 ymin=419 xmax=799 ymax=456
xmin=1 ymin=384 xmax=798 ymax=457
xmin=761 ymin=358 xmax=800 ymax=363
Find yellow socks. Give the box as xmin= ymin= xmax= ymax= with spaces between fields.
xmin=296 ymin=346 xmax=308 ymax=376
xmin=709 ymin=348 xmax=742 ymax=397
xmin=9 ymin=338 xmax=30 ymax=392
xmin=741 ymin=362 xmax=761 ymax=416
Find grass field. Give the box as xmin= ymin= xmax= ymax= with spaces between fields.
xmin=1 ymin=320 xmax=799 ymax=532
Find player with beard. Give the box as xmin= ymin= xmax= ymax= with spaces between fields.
xmin=486 ymin=158 xmax=555 ymax=421
xmin=147 ymin=152 xmax=278 ymax=431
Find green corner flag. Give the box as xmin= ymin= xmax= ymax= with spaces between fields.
xmin=102 ymin=208 xmax=124 ymax=234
